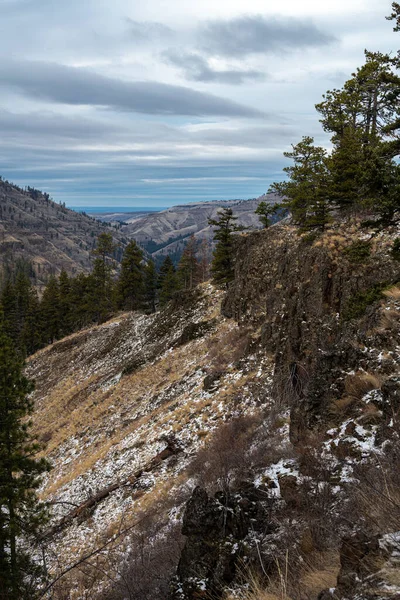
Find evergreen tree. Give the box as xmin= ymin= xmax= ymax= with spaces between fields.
xmin=69 ymin=273 xmax=94 ymax=329
xmin=116 ymin=241 xmax=144 ymax=311
xmin=40 ymin=275 xmax=60 ymax=345
xmin=208 ymin=208 xmax=243 ymax=286
xmin=20 ymin=286 xmax=41 ymax=357
xmin=91 ymin=233 xmax=116 ymax=322
xmin=270 ymin=137 xmax=332 ymax=231
xmin=144 ymin=259 xmax=157 ymax=313
xmin=158 ymin=256 xmax=178 ymax=306
xmin=177 ymin=235 xmax=199 ymax=291
xmin=315 ymin=51 xmax=400 ymax=215
xmin=198 ymin=239 xmax=211 ymax=283
xmin=58 ymin=270 xmax=72 ymax=338
xmin=255 ymin=201 xmax=280 ymax=228
xmin=0 ymin=315 xmax=50 ymax=598
xmin=1 ymin=279 xmax=18 ymax=343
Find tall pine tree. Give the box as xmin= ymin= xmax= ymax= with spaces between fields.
xmin=116 ymin=241 xmax=144 ymax=311
xmin=208 ymin=208 xmax=243 ymax=286
xmin=177 ymin=235 xmax=199 ymax=291
xmin=0 ymin=315 xmax=50 ymax=599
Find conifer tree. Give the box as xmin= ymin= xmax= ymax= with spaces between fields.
xmin=116 ymin=241 xmax=144 ymax=311
xmin=58 ymin=269 xmax=72 ymax=338
xmin=0 ymin=315 xmax=50 ymax=598
xmin=177 ymin=235 xmax=199 ymax=290
xmin=158 ymin=256 xmax=178 ymax=306
xmin=91 ymin=233 xmax=116 ymax=322
xmin=255 ymin=201 xmax=280 ymax=228
xmin=40 ymin=275 xmax=60 ymax=345
xmin=208 ymin=208 xmax=243 ymax=286
xmin=270 ymin=137 xmax=332 ymax=231
xmin=20 ymin=285 xmax=41 ymax=357
xmin=144 ymin=259 xmax=157 ymax=313
xmin=1 ymin=279 xmax=18 ymax=343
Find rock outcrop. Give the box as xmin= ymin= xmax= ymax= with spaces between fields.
xmin=223 ymin=223 xmax=400 ymax=442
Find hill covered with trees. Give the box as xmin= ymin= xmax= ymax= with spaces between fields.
xmin=0 ymin=178 xmax=127 ymax=289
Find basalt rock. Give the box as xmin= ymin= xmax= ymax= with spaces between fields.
xmin=222 ymin=224 xmax=400 ymax=443
xmin=169 ymin=485 xmax=275 ymax=599
xmin=319 ymin=530 xmax=400 ymax=599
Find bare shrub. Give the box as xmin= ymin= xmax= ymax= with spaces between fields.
xmin=188 ymin=415 xmax=261 ymax=494
xmin=102 ymin=520 xmax=184 ymax=600
xmin=350 ymin=441 xmax=400 ymax=533
xmin=207 ymin=325 xmax=252 ymax=373
xmin=273 ymin=362 xmax=310 ymax=407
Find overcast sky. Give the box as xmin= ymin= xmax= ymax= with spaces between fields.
xmin=0 ymin=0 xmax=396 ymax=208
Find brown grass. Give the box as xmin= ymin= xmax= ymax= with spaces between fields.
xmin=380 ymin=308 xmax=400 ymax=329
xmin=344 ymin=371 xmax=381 ymax=400
xmin=383 ymin=286 xmax=400 ymax=300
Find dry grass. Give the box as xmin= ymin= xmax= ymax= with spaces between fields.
xmin=383 ymin=286 xmax=400 ymax=300
xmin=380 ymin=308 xmax=400 ymax=329
xmin=344 ymin=371 xmax=381 ymax=400
xmin=330 ymin=395 xmax=358 ymax=415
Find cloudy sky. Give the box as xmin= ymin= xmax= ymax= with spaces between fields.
xmin=0 ymin=0 xmax=396 ymax=208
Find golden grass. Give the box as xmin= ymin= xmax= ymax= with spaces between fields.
xmin=383 ymin=286 xmax=400 ymax=300
xmin=344 ymin=371 xmax=381 ymax=399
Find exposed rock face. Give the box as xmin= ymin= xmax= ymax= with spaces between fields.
xmin=223 ymin=223 xmax=400 ymax=441
xmin=319 ymin=531 xmax=400 ymax=599
xmin=170 ymin=485 xmax=275 ymax=599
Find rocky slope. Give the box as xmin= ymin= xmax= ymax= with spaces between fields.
xmin=29 ymin=219 xmax=400 ymax=599
xmin=0 ymin=178 xmax=126 ymax=285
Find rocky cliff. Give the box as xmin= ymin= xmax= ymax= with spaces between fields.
xmin=31 ymin=219 xmax=400 ymax=599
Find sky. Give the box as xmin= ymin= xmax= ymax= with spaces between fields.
xmin=0 ymin=0 xmax=397 ymax=208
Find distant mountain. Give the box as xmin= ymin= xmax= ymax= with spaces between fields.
xmin=0 ymin=178 xmax=126 ymax=286
xmin=122 ymin=193 xmax=281 ymax=263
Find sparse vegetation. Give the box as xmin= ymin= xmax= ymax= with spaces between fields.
xmin=342 ymin=282 xmax=387 ymax=320
xmin=343 ymin=239 xmax=371 ymax=263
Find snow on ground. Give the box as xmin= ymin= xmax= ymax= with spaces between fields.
xmin=27 ymin=283 xmax=278 ymax=583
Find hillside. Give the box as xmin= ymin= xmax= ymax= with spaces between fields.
xmin=27 ymin=218 xmax=400 ymax=599
xmin=0 ymin=178 xmax=126 ymax=286
xmin=122 ymin=193 xmax=281 ymax=262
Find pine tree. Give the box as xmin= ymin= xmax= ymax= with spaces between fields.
xmin=198 ymin=239 xmax=211 ymax=283
xmin=208 ymin=208 xmax=243 ymax=286
xmin=1 ymin=279 xmax=18 ymax=343
xmin=91 ymin=233 xmax=116 ymax=322
xmin=144 ymin=259 xmax=157 ymax=313
xmin=177 ymin=235 xmax=199 ymax=291
xmin=116 ymin=241 xmax=144 ymax=311
xmin=315 ymin=51 xmax=400 ymax=215
xmin=158 ymin=256 xmax=178 ymax=306
xmin=0 ymin=315 xmax=50 ymax=598
xmin=58 ymin=269 xmax=72 ymax=338
xmin=40 ymin=275 xmax=60 ymax=345
xmin=20 ymin=285 xmax=41 ymax=356
xmin=270 ymin=137 xmax=332 ymax=231
xmin=255 ymin=201 xmax=280 ymax=228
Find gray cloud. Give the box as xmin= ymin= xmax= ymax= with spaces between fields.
xmin=126 ymin=18 xmax=173 ymax=43
xmin=0 ymin=109 xmax=122 ymax=141
xmin=198 ymin=15 xmax=336 ymax=57
xmin=0 ymin=59 xmax=264 ymax=117
xmin=163 ymin=50 xmax=266 ymax=84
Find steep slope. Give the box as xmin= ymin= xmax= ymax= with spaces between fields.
xmin=0 ymin=178 xmax=126 ymax=285
xmin=28 ymin=219 xmax=400 ymax=600
xmin=28 ymin=283 xmax=276 ymax=598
